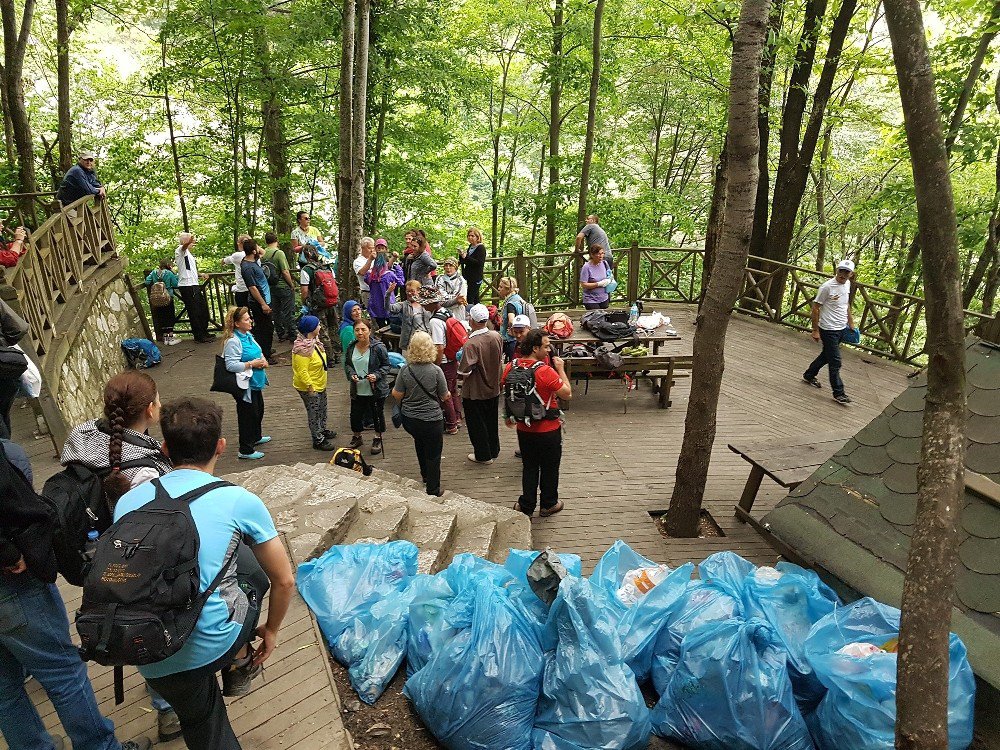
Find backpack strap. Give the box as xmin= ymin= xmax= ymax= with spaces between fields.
xmin=150 ymin=478 xmax=232 ymax=505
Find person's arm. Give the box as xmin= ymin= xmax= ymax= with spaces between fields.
xmin=551 ymin=357 xmax=572 ymax=400
xmin=248 ymin=282 xmax=271 ymax=312
xmin=358 ymin=255 xmax=374 ymax=278
xmin=282 ymin=268 xmax=295 ymax=288
xmin=391 ymin=368 xmax=406 ymax=402
xmin=810 ymin=303 xmax=821 ymax=342
xmin=580 ymin=265 xmax=600 ymax=290
xmin=846 ymin=283 xmax=855 ymax=329
xmin=385 ymin=282 xmax=403 ymax=313
xmin=372 ymin=345 xmax=392 ymax=380
xmin=575 ymin=230 xmax=586 ymax=253
xmin=344 ymin=343 xmax=358 ymax=381
xmin=224 ymin=337 xmax=263 ymax=372
xmin=250 ymin=537 xmax=295 ymax=665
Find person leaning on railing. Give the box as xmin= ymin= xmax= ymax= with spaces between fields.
xmin=0 ymin=220 xmax=27 ymax=268
xmin=57 ymin=150 xmax=105 ymax=207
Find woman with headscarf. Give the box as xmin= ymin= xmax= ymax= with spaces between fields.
xmin=339 ymin=300 xmax=365 ymax=355
xmin=365 ymin=248 xmax=405 ymax=327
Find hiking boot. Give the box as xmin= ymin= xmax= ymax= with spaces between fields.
xmin=371 ymin=438 xmax=383 ymax=455
xmin=348 ymin=434 xmax=364 ymax=449
xmin=238 ymin=451 xmax=265 ymax=460
xmin=313 ymin=438 xmax=337 ymax=451
xmin=323 ymin=429 xmax=338 ymax=440
xmin=221 ymin=654 xmax=262 ymax=698
xmin=157 ymin=710 xmax=183 ymax=742
xmin=802 ymin=374 xmax=822 ymax=388
xmin=120 ymin=738 xmax=153 ymax=750
xmin=834 ymin=394 xmax=852 ymax=405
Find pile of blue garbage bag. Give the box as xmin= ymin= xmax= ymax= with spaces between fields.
xmin=296 ymin=540 xmax=976 ymax=750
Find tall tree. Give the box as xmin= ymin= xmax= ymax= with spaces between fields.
xmin=748 ymin=0 xmax=783 ymax=257
xmin=0 ymin=0 xmax=38 ymax=195
xmin=576 ymin=0 xmax=605 ymax=228
xmin=545 ymin=0 xmax=564 ymax=251
xmin=337 ymin=0 xmax=356 ymax=283
xmin=55 ymin=0 xmax=73 ymax=174
xmin=350 ymin=0 xmax=370 ymax=279
xmin=259 ymin=31 xmax=291 ymax=250
xmin=664 ymin=0 xmax=772 ymax=537
xmin=160 ymin=27 xmax=189 ymax=232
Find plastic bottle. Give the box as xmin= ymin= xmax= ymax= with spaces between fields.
xmin=628 ymin=302 xmax=639 ymax=327
xmin=83 ymin=529 xmax=99 ymax=563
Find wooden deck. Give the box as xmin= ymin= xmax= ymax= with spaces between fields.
xmin=4 ymin=303 xmax=911 ymax=748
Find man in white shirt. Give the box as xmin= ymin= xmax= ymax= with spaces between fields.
xmin=175 ymin=232 xmax=215 ymax=343
xmin=803 ymin=259 xmax=856 ymax=404
xmin=222 ymin=234 xmax=251 ymax=307
xmin=354 ymin=237 xmax=375 ymax=308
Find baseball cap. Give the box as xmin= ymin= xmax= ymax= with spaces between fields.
xmin=837 ymin=259 xmax=855 ymax=272
xmin=512 ymin=314 xmax=531 ymax=329
xmin=375 ymin=238 xmax=388 ymax=248
xmin=78 ymin=150 xmax=96 ymax=160
xmin=469 ymin=304 xmax=489 ymax=323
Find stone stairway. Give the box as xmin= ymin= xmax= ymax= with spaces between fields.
xmin=221 ymin=461 xmax=531 ymax=571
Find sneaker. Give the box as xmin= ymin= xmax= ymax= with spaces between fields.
xmin=444 ymin=425 xmax=459 ymax=435
xmin=468 ymin=453 xmax=494 ymax=465
xmin=195 ymin=334 xmax=217 ymax=343
xmin=348 ymin=435 xmax=364 ymax=449
xmin=221 ymin=654 xmax=262 ymax=698
xmin=312 ymin=438 xmax=337 ymax=451
xmin=802 ymin=374 xmax=822 ymax=388
xmin=323 ymin=429 xmax=338 ymax=440
xmin=166 ymin=335 xmax=181 ymax=346
xmin=514 ymin=449 xmax=522 ymax=458
xmin=120 ymin=739 xmax=153 ymax=750
xmin=371 ymin=438 xmax=383 ymax=455
xmin=157 ymin=710 xmax=183 ymax=742
xmin=238 ymin=451 xmax=265 ymax=460
xmin=834 ymin=394 xmax=852 ymax=405
xmin=255 ymin=436 xmax=272 ymax=445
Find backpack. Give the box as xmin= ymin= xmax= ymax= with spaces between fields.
xmin=121 ymin=339 xmax=161 ymax=369
xmin=306 ymin=263 xmax=339 ymax=309
xmin=433 ymin=310 xmax=469 ymax=360
xmin=148 ymin=275 xmax=171 ymax=308
xmin=76 ymin=478 xmax=235 ymax=673
xmin=331 ymin=447 xmax=373 ymax=476
xmin=544 ymin=312 xmax=574 ymax=339
xmin=41 ymin=452 xmax=166 ymax=586
xmin=511 ymin=296 xmax=538 ymax=328
xmin=260 ymin=254 xmax=278 ymax=284
xmin=504 ymin=360 xmax=560 ymax=425
xmin=580 ymin=311 xmax=637 ymax=342
xmin=0 ymin=442 xmax=57 ymax=583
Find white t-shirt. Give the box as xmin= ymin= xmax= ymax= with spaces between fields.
xmin=814 ymin=278 xmax=851 ymax=331
xmin=175 ymin=246 xmax=199 ymax=287
xmin=224 ymin=250 xmax=248 ymax=292
xmin=353 ymin=254 xmax=371 ymax=292
xmin=427 ymin=314 xmax=449 ymax=363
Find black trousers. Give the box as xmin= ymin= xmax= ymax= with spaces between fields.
xmin=402 ymin=415 xmax=443 ymax=494
xmin=467 ymin=279 xmax=483 ymax=306
xmin=179 ymin=285 xmax=211 ymax=340
xmin=234 ymin=389 xmax=264 ymax=455
xmin=0 ymin=376 xmax=19 ymax=439
xmin=234 ymin=290 xmax=249 ymax=309
xmin=351 ymin=394 xmax=386 ymax=434
xmin=147 ymin=544 xmax=269 ymax=750
xmin=517 ymin=427 xmax=562 ymax=513
xmin=150 ymin=301 xmax=176 ymax=340
xmin=247 ymin=298 xmax=274 ymax=359
xmin=464 ymin=396 xmax=500 ymax=461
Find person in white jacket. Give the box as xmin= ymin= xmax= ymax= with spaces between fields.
xmin=435 ymin=257 xmax=468 ymax=321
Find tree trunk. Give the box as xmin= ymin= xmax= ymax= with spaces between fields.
xmin=545 ymin=0 xmax=564 ymax=251
xmin=963 ymin=68 xmax=1000 ymax=308
xmin=161 ymin=31 xmax=188 ymax=231
xmin=530 ymin=143 xmax=546 ymax=253
xmin=576 ymin=0 xmax=605 ymax=228
xmin=371 ymin=78 xmax=388 ymax=232
xmin=260 ymin=51 xmax=291 ymax=254
xmin=814 ymin=126 xmax=832 ymax=271
xmin=663 ymin=0 xmax=771 ymax=538
xmin=55 ymin=0 xmax=72 ymax=174
xmin=701 ymin=137 xmax=729 ymax=304
xmin=0 ymin=64 xmax=15 ymax=167
xmin=350 ymin=0 xmax=370 ymax=256
xmin=883 ymin=2 xmax=968 ymax=748
xmin=945 ymin=0 xmax=1000 ymax=153
xmin=749 ymin=0 xmax=783 ymax=257
xmin=337 ymin=0 xmax=356 ymax=282
xmin=0 ymin=0 xmax=38 ymax=195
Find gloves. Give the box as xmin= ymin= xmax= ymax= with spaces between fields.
xmin=598 ymin=278 xmax=612 ymax=288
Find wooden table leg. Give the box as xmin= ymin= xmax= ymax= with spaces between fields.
xmin=735 ymin=465 xmax=765 ymax=522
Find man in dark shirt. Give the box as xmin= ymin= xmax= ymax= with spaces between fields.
xmin=240 ymin=239 xmax=274 ymax=359
xmin=57 ymin=151 xmax=105 ymax=206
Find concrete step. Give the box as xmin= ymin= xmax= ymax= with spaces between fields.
xmin=398 ymin=512 xmax=457 ymax=575
xmin=489 ymin=515 xmax=533 ymax=565
xmin=443 ymin=521 xmax=497 ymax=568
xmin=342 ymin=504 xmax=409 ymax=546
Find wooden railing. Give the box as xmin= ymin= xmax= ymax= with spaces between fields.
xmin=0 ymin=191 xmax=59 ymax=231
xmin=476 ymin=244 xmax=997 ymax=364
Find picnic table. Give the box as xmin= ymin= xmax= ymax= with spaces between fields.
xmin=730 ymin=432 xmax=855 ymax=523
xmin=545 ymin=308 xmax=684 ymax=355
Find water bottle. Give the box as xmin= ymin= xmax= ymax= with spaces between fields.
xmin=629 ymin=302 xmax=639 ymax=327
xmin=83 ymin=529 xmax=100 ymax=563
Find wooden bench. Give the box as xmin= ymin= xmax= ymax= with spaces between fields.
xmin=564 ymin=354 xmax=693 ymax=408
xmin=729 ymin=432 xmax=854 ymax=523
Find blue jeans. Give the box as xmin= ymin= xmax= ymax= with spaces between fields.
xmin=0 ymin=574 xmax=120 ymax=750
xmin=805 ymin=328 xmax=847 ymax=397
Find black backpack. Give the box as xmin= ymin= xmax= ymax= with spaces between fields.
xmin=331 ymin=447 xmax=373 ymax=476
xmin=504 ymin=360 xmax=560 ymax=425
xmin=0 ymin=442 xmax=57 ymax=583
xmin=261 ymin=250 xmax=281 ymax=284
xmin=76 ymin=479 xmax=234 ymax=673
xmin=41 ymin=450 xmax=166 ymax=586
xmin=580 ymin=310 xmax=638 ymax=342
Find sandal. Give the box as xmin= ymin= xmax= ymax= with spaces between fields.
xmin=539 ymin=500 xmax=564 ymax=517
xmin=513 ymin=500 xmax=532 ymax=517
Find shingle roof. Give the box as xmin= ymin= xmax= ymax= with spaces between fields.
xmin=765 ymin=337 xmax=1000 ymax=625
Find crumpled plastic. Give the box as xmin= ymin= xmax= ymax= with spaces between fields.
xmin=505 ymin=548 xmax=582 ymax=584
xmin=533 ymin=576 xmax=651 ymax=750
xmin=804 ymin=597 xmax=975 ymax=750
xmin=296 ymin=541 xmax=418 ymax=703
xmin=405 ymin=574 xmax=456 ymax=677
xmin=404 ymin=578 xmax=545 ymax=750
xmin=651 ymin=617 xmax=815 ymax=750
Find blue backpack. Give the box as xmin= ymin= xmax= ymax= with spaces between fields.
xmin=121 ymin=338 xmax=161 ymax=369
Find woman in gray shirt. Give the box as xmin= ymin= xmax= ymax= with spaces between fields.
xmin=392 ymin=331 xmax=451 ymax=496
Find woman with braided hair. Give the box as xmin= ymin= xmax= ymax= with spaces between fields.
xmin=59 ymin=371 xmax=182 ymax=742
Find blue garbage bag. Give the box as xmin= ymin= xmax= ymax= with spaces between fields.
xmin=742 ymin=563 xmax=839 ymax=711
xmin=406 ymin=574 xmax=456 ymax=677
xmin=443 ymin=552 xmax=516 ymax=593
xmin=650 ymin=580 xmax=743 ymax=694
xmin=504 ymin=548 xmax=582 ymax=581
xmin=588 ymin=540 xmax=657 ymax=603
xmin=532 ymin=576 xmax=651 ymax=750
xmin=619 ymin=563 xmax=695 ymax=682
xmin=121 ymin=338 xmax=161 ymax=369
xmin=404 ymin=579 xmax=544 ymax=750
xmin=651 ymin=618 xmax=814 ymax=750
xmin=697 ymin=550 xmax=757 ymax=600
xmin=803 ymin=598 xmax=975 ymax=750
xmin=296 ymin=541 xmax=418 ymax=703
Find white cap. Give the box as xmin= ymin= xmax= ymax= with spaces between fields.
xmin=512 ymin=314 xmax=531 ymax=329
xmin=469 ymin=304 xmax=489 ymax=323
xmin=837 ymin=259 xmax=855 ymax=272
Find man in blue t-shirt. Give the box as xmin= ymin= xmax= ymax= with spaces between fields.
xmin=114 ymin=397 xmax=294 ymax=750
xmin=240 ymin=238 xmax=274 ymax=359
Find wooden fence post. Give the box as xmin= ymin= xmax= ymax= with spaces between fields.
xmin=627 ymin=240 xmax=640 ymax=302
xmin=977 ymin=310 xmax=1000 ymax=345
xmin=515 ymin=250 xmax=527 ymax=298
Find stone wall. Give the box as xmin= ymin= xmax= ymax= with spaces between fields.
xmin=55 ymin=278 xmax=145 ymax=428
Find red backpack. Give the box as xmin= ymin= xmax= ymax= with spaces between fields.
xmin=307 ymin=264 xmax=339 ymax=309
xmin=433 ymin=310 xmax=469 ymax=360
